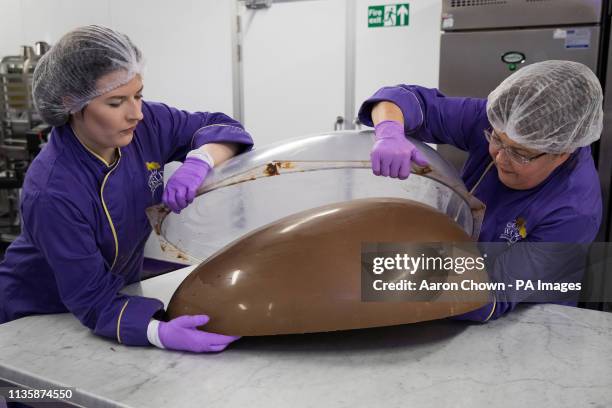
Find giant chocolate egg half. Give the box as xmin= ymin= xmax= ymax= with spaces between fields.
xmin=167 ymin=198 xmax=489 ymax=335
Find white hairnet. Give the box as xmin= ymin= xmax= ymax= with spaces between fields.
xmin=32 ymin=25 xmax=144 ymax=126
xmin=486 ymin=60 xmax=603 ymax=154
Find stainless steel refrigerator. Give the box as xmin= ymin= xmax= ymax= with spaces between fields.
xmin=438 ymin=0 xmax=603 ymax=171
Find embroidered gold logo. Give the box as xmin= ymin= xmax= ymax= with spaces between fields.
xmin=146 ymin=162 xmax=163 ymax=197
xmin=500 ymin=217 xmax=527 ymax=243
xmin=146 ymin=161 xmax=161 ymax=171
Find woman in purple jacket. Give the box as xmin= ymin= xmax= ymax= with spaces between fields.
xmin=359 ymin=60 xmax=603 ymax=321
xmin=0 ymin=26 xmax=253 ymax=352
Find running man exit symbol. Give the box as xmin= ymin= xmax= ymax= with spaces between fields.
xmin=368 ymin=4 xmax=409 ymax=28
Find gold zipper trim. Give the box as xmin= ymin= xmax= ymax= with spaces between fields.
xmin=116 ymin=299 xmax=130 ymax=344
xmin=100 ymin=150 xmax=123 ymax=269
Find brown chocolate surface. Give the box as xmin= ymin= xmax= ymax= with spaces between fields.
xmin=167 ymin=198 xmax=489 ymax=335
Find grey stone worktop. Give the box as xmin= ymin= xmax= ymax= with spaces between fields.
xmin=0 ymin=265 xmax=611 ymax=408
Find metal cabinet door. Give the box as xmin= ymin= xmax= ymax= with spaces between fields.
xmin=439 ymin=26 xmax=600 ymax=99
xmin=438 ymin=26 xmax=600 ymax=171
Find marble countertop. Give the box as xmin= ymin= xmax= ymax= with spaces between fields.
xmin=1 ymin=266 xmax=611 ymax=408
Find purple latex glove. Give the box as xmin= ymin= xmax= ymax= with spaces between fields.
xmin=163 ymin=157 xmax=211 ymax=213
xmin=159 ymin=315 xmax=241 ymax=353
xmin=371 ymin=120 xmax=428 ymax=179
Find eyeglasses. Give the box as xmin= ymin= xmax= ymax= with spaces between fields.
xmin=484 ymin=129 xmax=547 ymax=165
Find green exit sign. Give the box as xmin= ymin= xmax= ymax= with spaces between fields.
xmin=368 ymin=4 xmax=409 ymax=28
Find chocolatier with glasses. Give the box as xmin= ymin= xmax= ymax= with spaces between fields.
xmin=358 ymin=60 xmax=603 ymax=322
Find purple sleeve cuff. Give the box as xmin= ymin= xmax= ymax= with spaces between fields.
xmin=451 ymin=295 xmax=521 ymax=322
xmin=191 ymin=124 xmax=254 ymax=153
xmin=99 ymin=296 xmax=164 ymax=346
xmin=451 ymin=301 xmax=496 ymax=322
xmin=357 ymin=86 xmax=424 ymax=134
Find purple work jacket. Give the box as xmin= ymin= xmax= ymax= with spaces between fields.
xmin=0 ymin=101 xmax=253 ymax=345
xmin=359 ymin=85 xmax=602 ymax=320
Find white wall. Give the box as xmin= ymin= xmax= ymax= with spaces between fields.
xmin=241 ymin=0 xmax=347 ymax=146
xmin=0 ymin=0 xmax=235 ymax=114
xmin=20 ymin=0 xmax=110 ymax=45
xmin=109 ymin=0 xmax=235 ymax=114
xmin=0 ymin=0 xmax=24 ymax=58
xmin=238 ymin=0 xmax=442 ymax=146
xmin=355 ymin=0 xmax=442 ymax=119
xmin=1 ymin=0 xmax=443 ymax=131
